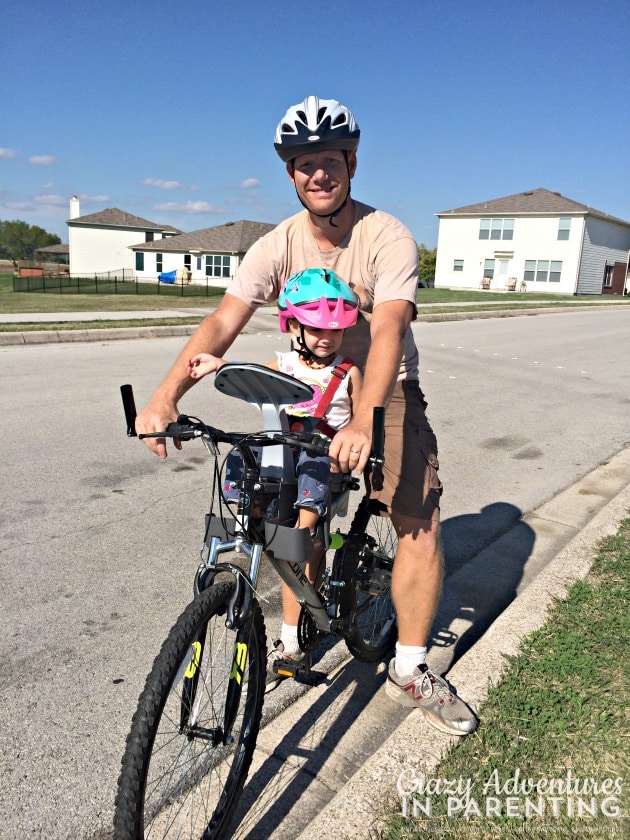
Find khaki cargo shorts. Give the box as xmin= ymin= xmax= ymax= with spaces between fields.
xmin=366 ymin=380 xmax=442 ymax=522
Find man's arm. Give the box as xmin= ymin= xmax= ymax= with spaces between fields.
xmin=136 ymin=295 xmax=255 ymax=458
xmin=329 ymin=298 xmax=412 ymax=474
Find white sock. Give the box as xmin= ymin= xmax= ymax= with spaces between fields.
xmin=394 ymin=643 xmax=427 ymax=676
xmin=280 ymin=623 xmax=300 ymax=655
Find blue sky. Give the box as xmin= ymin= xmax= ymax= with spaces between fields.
xmin=2 ymin=0 xmax=629 ymax=246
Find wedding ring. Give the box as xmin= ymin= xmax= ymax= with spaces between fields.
xmin=351 ymin=449 xmax=360 ymax=454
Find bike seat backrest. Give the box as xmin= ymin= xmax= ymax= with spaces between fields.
xmin=214 ymin=363 xmax=314 ymax=483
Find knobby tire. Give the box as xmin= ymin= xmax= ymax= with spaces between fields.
xmin=113 ymin=581 xmax=266 ymax=840
xmin=340 ymin=498 xmax=397 ymax=662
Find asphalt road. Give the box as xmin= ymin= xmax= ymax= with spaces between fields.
xmin=1 ymin=308 xmax=628 ymax=839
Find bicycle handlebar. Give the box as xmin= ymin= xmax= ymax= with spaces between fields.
xmin=120 ymin=384 xmax=137 ymax=437
xmin=120 ymin=383 xmax=385 ymax=465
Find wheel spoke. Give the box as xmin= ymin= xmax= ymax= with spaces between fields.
xmin=114 ymin=582 xmax=265 ymax=839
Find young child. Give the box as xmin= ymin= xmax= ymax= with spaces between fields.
xmin=187 ymin=268 xmax=362 ymax=687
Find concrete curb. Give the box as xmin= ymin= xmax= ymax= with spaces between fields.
xmin=0 ymin=305 xmax=625 ymax=346
xmin=296 ymin=468 xmax=630 ymax=839
xmin=0 ymin=324 xmax=200 ymax=346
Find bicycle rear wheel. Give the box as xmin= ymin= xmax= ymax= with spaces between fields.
xmin=114 ymin=581 xmax=266 ymax=840
xmin=339 ymin=500 xmax=397 ymax=662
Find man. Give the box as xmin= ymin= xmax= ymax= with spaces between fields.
xmin=136 ymin=95 xmax=477 ymax=736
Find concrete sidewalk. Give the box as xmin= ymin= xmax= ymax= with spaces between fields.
xmin=0 ymin=308 xmax=214 ymax=322
xmin=1 ymin=303 xmax=625 ymax=346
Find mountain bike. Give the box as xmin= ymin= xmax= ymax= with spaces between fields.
xmin=114 ymin=362 xmax=398 ymax=840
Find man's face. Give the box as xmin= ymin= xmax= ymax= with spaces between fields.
xmin=287 ymin=150 xmax=356 ymax=216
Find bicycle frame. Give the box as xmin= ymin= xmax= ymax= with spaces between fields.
xmin=198 ymin=363 xmax=351 ymax=635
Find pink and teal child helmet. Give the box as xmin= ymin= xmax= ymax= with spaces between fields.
xmin=278 ymin=268 xmax=359 ymax=333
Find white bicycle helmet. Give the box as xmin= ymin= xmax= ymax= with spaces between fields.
xmin=274 ymin=96 xmax=360 ymax=162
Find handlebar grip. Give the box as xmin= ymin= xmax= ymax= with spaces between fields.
xmin=372 ymin=406 xmax=385 ymax=466
xmin=120 ymin=384 xmax=137 ymax=437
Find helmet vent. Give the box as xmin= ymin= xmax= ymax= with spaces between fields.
xmin=332 ymin=113 xmax=347 ymax=126
xmin=296 ymin=110 xmax=307 ymax=122
xmin=317 ymin=107 xmax=327 ymax=123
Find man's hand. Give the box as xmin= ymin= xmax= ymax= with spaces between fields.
xmin=135 ymin=396 xmax=181 ymax=459
xmin=328 ymin=421 xmax=371 ymax=475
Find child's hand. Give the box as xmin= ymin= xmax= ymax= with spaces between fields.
xmin=188 ymin=354 xmax=210 ymax=379
xmin=187 ymin=353 xmax=223 ymax=379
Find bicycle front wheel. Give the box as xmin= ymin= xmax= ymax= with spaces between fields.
xmin=340 ymin=501 xmax=398 ymax=662
xmin=114 ymin=581 xmax=266 ymax=840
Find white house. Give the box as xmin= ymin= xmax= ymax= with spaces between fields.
xmin=67 ymin=198 xmax=180 ymax=277
xmin=130 ymin=220 xmax=276 ymax=288
xmin=434 ymin=188 xmax=630 ymax=295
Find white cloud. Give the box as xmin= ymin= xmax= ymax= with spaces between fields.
xmin=154 ymin=200 xmax=225 ymax=214
xmin=0 ymin=147 xmax=18 ymax=159
xmin=1 ymin=200 xmax=33 ymax=211
xmin=33 ymin=194 xmax=67 ymax=206
xmin=141 ymin=177 xmax=185 ymax=191
xmin=241 ymin=178 xmax=260 ymax=189
xmin=28 ymin=155 xmax=57 ymax=166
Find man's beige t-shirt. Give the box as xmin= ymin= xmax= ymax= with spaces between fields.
xmin=228 ymin=201 xmax=420 ymax=380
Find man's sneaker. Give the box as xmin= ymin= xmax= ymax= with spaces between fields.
xmin=385 ymin=660 xmax=478 ymax=736
xmin=265 ymin=640 xmax=310 ymax=694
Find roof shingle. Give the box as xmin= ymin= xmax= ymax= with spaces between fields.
xmin=67 ymin=207 xmax=181 ymax=233
xmin=130 ymin=220 xmax=276 ymax=253
xmin=437 ymin=188 xmax=630 ymax=227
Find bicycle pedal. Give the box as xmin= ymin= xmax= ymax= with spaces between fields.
xmin=273 ymin=657 xmax=311 ymax=679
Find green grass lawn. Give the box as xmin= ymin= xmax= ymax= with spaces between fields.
xmin=0 ymin=274 xmax=223 ymax=315
xmin=1 ymin=273 xmax=628 ymax=328
xmin=381 ymin=519 xmax=630 ymax=839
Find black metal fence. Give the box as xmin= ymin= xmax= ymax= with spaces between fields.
xmin=13 ymin=272 xmax=225 ymax=297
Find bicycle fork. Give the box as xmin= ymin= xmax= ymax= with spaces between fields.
xmin=179 ymin=536 xmax=264 ymax=747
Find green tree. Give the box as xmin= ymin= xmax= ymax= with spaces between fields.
xmin=417 ymin=243 xmax=437 ymax=287
xmin=0 ymin=220 xmax=61 ymax=269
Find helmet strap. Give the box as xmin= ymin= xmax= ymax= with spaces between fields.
xmin=294 ymin=326 xmax=316 ymax=362
xmin=293 ymin=326 xmax=336 ymax=365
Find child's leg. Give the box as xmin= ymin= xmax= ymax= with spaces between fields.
xmin=276 ymin=452 xmax=329 ymax=652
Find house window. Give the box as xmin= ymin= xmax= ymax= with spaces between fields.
xmin=524 ymin=259 xmax=562 ymax=283
xmin=156 ymin=253 xmax=163 ymax=273
xmin=536 ymin=260 xmax=549 ymax=282
xmin=135 ymin=252 xmax=144 ymax=271
xmin=483 ymin=259 xmax=495 ymax=279
xmin=502 ymin=218 xmax=514 ymax=240
xmin=145 ymin=231 xmax=154 ymax=242
xmin=205 ymin=255 xmax=231 ymax=278
xmin=184 ymin=254 xmax=192 ymax=269
xmin=557 ymin=218 xmax=571 ymax=240
xmin=549 ymin=261 xmax=562 ymax=282
xmin=196 ymin=257 xmax=202 ymax=271
xmin=453 ymin=259 xmax=464 ymax=271
xmin=479 ymin=218 xmax=515 ymax=240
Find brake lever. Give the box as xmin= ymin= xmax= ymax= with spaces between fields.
xmin=139 ymin=418 xmax=198 ymax=441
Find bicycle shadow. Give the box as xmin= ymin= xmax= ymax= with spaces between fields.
xmin=231 ymin=651 xmax=403 ymax=839
xmin=430 ymin=501 xmax=536 ymax=676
